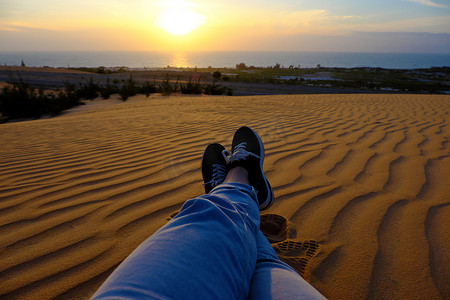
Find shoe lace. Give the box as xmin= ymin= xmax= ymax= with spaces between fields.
xmin=223 ymin=142 xmax=261 ymax=163
xmin=203 ymin=163 xmax=227 ymax=188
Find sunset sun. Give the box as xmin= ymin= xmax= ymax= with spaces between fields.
xmin=156 ymin=0 xmax=205 ymax=36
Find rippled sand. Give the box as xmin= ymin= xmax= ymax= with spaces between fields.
xmin=0 ymin=94 xmax=449 ymax=299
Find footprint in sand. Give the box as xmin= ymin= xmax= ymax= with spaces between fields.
xmin=260 ymin=213 xmax=297 ymax=243
xmin=260 ymin=214 xmax=320 ymax=280
xmin=271 ymin=239 xmax=320 ymax=280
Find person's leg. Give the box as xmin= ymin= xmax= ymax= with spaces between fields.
xmin=248 ymin=231 xmax=326 ymax=300
xmin=91 ymin=178 xmax=261 ymax=299
xmin=93 ymin=125 xmax=317 ymax=299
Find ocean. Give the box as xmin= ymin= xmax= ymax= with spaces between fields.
xmin=1 ymin=51 xmax=449 ymax=69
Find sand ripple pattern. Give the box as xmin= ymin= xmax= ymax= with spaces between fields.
xmin=0 ymin=94 xmax=449 ymax=299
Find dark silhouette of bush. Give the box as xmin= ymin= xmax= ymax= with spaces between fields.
xmin=59 ymin=83 xmax=83 ymax=109
xmin=203 ymin=82 xmax=228 ymax=95
xmin=0 ymin=78 xmax=83 ymax=122
xmin=101 ymin=77 xmax=118 ymax=99
xmin=43 ymin=89 xmax=82 ymax=116
xmin=119 ymin=74 xmax=138 ymax=101
xmin=159 ymin=74 xmax=175 ymax=96
xmin=180 ymin=78 xmax=202 ymax=94
xmin=77 ymin=77 xmax=99 ymax=100
xmin=236 ymin=63 xmax=248 ymax=70
xmin=212 ymin=71 xmax=222 ymax=81
xmin=139 ymin=81 xmax=157 ymax=97
xmin=68 ymin=66 xmax=113 ymax=74
xmin=0 ymin=81 xmax=41 ymax=119
xmin=96 ymin=66 xmax=113 ymax=74
xmin=119 ymin=89 xmax=129 ymax=101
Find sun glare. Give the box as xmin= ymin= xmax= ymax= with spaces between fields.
xmin=156 ymin=0 xmax=205 ymax=36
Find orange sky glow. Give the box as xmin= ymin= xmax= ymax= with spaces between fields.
xmin=0 ymin=0 xmax=449 ymax=52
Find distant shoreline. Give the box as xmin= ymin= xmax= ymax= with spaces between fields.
xmin=1 ymin=51 xmax=449 ymax=70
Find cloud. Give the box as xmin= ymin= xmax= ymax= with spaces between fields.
xmin=407 ymin=0 xmax=447 ymax=8
xmin=242 ymin=31 xmax=450 ymax=53
xmin=0 ymin=22 xmax=39 ymax=32
xmin=0 ymin=25 xmax=21 ymax=32
xmin=354 ymin=15 xmax=450 ymax=33
xmin=213 ymin=9 xmax=356 ymax=36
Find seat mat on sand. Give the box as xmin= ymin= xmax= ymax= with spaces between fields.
xmin=167 ymin=212 xmax=320 ymax=281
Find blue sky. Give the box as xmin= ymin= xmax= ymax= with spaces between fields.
xmin=0 ymin=0 xmax=449 ymax=52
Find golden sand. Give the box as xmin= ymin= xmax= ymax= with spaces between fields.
xmin=0 ymin=94 xmax=449 ymax=299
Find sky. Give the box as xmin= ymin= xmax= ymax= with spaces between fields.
xmin=1 ymin=0 xmax=449 ymax=53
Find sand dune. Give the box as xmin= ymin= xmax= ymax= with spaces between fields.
xmin=0 ymin=94 xmax=449 ymax=299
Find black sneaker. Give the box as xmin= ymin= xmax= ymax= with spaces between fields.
xmin=224 ymin=126 xmax=274 ymax=210
xmin=201 ymin=143 xmax=228 ymax=194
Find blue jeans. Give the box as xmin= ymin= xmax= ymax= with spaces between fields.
xmin=92 ymin=183 xmax=326 ymax=299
